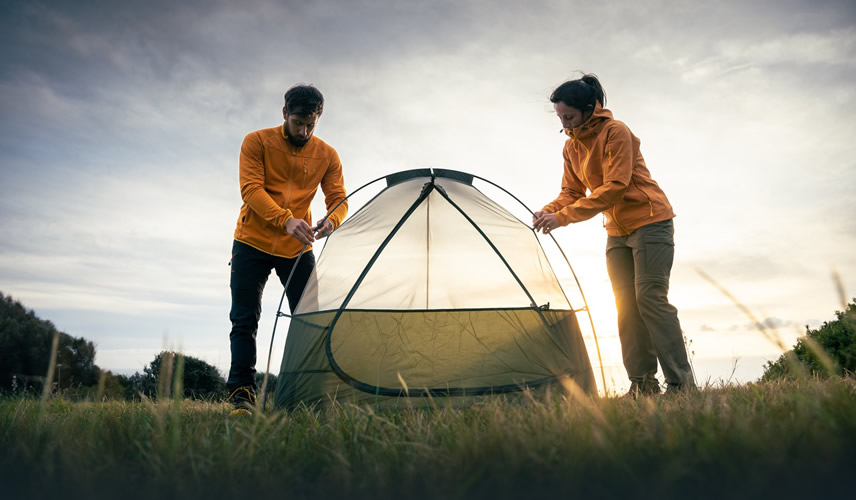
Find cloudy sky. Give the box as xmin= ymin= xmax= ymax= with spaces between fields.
xmin=2 ymin=0 xmax=854 ymax=391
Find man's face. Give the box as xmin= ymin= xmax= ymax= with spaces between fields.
xmin=283 ymin=110 xmax=319 ymax=147
xmin=554 ymin=101 xmax=587 ymax=131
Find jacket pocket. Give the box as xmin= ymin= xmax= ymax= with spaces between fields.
xmin=303 ymin=158 xmax=326 ymax=189
xmin=236 ymin=205 xmax=251 ymax=237
xmin=640 ymin=219 xmax=674 ymax=274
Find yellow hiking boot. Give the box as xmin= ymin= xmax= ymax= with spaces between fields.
xmin=228 ymin=386 xmax=256 ymax=416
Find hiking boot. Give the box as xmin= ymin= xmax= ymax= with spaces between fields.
xmin=622 ymin=379 xmax=661 ymax=399
xmin=664 ymin=383 xmax=695 ymax=396
xmin=228 ymin=386 xmax=256 ymax=416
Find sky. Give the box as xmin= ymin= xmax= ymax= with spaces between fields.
xmin=1 ymin=0 xmax=854 ymax=392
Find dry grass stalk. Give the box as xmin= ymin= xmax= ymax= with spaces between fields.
xmin=697 ymin=268 xmax=843 ymax=378
xmin=39 ymin=332 xmax=60 ymax=407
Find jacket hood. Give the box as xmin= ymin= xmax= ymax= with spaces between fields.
xmin=565 ymin=101 xmax=613 ymax=139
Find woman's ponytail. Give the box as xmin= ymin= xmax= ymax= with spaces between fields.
xmin=550 ymin=72 xmax=607 ymax=110
xmin=580 ymin=74 xmax=606 ymax=107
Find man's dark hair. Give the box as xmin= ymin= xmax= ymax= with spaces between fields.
xmin=550 ymin=73 xmax=607 ymax=111
xmin=284 ymin=84 xmax=324 ymax=116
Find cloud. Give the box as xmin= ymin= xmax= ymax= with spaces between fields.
xmin=2 ymin=0 xmax=855 ymax=373
xmin=747 ymin=316 xmax=799 ymax=332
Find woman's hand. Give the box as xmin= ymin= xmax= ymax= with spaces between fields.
xmin=532 ymin=211 xmax=560 ymax=234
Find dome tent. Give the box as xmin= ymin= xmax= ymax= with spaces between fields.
xmin=273 ymin=168 xmax=597 ymax=409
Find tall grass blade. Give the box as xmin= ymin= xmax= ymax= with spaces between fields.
xmin=172 ymin=353 xmax=185 ymax=401
xmin=40 ymin=332 xmax=60 ymax=406
xmin=696 ymin=269 xmax=788 ymax=351
xmin=158 ymin=351 xmax=175 ymax=401
xmin=96 ymin=370 xmax=107 ymax=402
xmin=831 ymin=270 xmax=846 ymax=310
xmin=800 ymin=335 xmax=838 ymax=376
xmin=697 ymin=269 xmax=810 ymax=379
xmin=397 ymin=371 xmax=409 ymax=396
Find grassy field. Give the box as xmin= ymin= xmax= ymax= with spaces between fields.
xmin=2 ymin=377 xmax=854 ymax=500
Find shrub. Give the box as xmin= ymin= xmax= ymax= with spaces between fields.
xmin=762 ymin=299 xmax=856 ymax=380
xmin=132 ymin=351 xmax=226 ymax=401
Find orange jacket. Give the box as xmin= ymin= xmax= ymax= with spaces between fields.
xmin=233 ymin=124 xmax=348 ymax=258
xmin=542 ymin=103 xmax=675 ymax=236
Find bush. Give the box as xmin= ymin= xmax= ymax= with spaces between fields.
xmin=99 ymin=370 xmax=128 ymax=400
xmin=131 ymin=351 xmax=226 ymax=401
xmin=255 ymin=371 xmax=278 ymax=391
xmin=762 ymin=299 xmax=856 ymax=380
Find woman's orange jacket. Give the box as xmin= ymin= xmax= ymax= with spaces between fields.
xmin=542 ymin=103 xmax=674 ymax=236
xmin=233 ymin=124 xmax=348 ymax=258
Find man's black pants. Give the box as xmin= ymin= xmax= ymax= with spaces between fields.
xmin=226 ymin=240 xmax=315 ymax=392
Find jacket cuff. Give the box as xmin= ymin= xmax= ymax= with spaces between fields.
xmin=555 ymin=210 xmax=572 ymax=227
xmin=279 ymin=211 xmax=294 ymax=229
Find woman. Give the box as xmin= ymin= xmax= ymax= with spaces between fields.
xmin=533 ymin=74 xmax=694 ymax=396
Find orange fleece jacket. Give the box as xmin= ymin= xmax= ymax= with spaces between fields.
xmin=233 ymin=124 xmax=348 ymax=258
xmin=542 ymin=103 xmax=675 ymax=236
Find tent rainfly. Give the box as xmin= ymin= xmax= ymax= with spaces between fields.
xmin=274 ymin=168 xmax=596 ymax=409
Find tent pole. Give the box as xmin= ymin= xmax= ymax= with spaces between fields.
xmin=434 ymin=188 xmax=545 ymax=320
xmin=547 ymin=234 xmax=608 ymax=394
xmin=260 ymin=242 xmax=308 ymax=413
xmin=262 ymin=170 xmax=434 ymax=411
xmin=434 ymin=187 xmax=593 ymax=390
xmin=426 ymin=195 xmax=430 ymax=309
xmin=323 ymin=182 xmax=436 ymax=396
xmin=466 ymin=173 xmax=608 ymax=393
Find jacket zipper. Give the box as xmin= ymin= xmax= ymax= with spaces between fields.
xmin=274 ymin=147 xmax=297 ymax=254
xmin=631 ymin=179 xmax=656 ymax=217
xmin=605 ymin=148 xmax=629 ymax=234
xmin=611 ymin=206 xmax=631 ymax=235
xmin=574 ymin=138 xmax=594 ymax=191
xmin=286 ymin=147 xmax=296 ymax=206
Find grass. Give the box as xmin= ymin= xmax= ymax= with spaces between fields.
xmin=3 ymin=276 xmax=852 ymax=499
xmin=2 ymin=377 xmax=855 ymax=500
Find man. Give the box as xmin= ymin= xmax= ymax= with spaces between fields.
xmin=227 ymin=84 xmax=347 ymax=415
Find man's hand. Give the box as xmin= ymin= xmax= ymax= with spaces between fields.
xmin=315 ymin=219 xmax=334 ymax=239
xmin=532 ymin=211 xmax=560 ymax=234
xmin=285 ymin=217 xmax=315 ymax=245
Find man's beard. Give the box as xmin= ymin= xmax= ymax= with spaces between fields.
xmin=289 ymin=135 xmax=310 ymax=147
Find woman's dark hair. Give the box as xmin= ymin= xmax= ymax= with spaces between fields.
xmin=284 ymin=84 xmax=324 ymax=116
xmin=550 ymin=73 xmax=606 ymax=111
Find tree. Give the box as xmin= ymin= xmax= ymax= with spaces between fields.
xmin=121 ymin=372 xmax=150 ymax=401
xmin=132 ymin=351 xmax=226 ymax=400
xmin=0 ymin=291 xmax=98 ymax=393
xmin=762 ymin=299 xmax=856 ymax=380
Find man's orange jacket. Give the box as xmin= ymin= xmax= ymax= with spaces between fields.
xmin=233 ymin=124 xmax=348 ymax=258
xmin=542 ymin=103 xmax=675 ymax=236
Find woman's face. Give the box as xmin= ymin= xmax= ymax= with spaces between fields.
xmin=554 ymin=101 xmax=588 ymax=130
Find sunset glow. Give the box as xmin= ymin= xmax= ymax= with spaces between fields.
xmin=1 ymin=0 xmax=853 ymax=392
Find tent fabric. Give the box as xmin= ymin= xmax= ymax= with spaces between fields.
xmin=275 ymin=169 xmax=596 ymax=409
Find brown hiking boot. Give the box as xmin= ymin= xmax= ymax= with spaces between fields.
xmin=228 ymin=386 xmax=256 ymax=416
xmin=622 ymin=379 xmax=661 ymax=399
xmin=664 ymin=383 xmax=696 ymax=396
